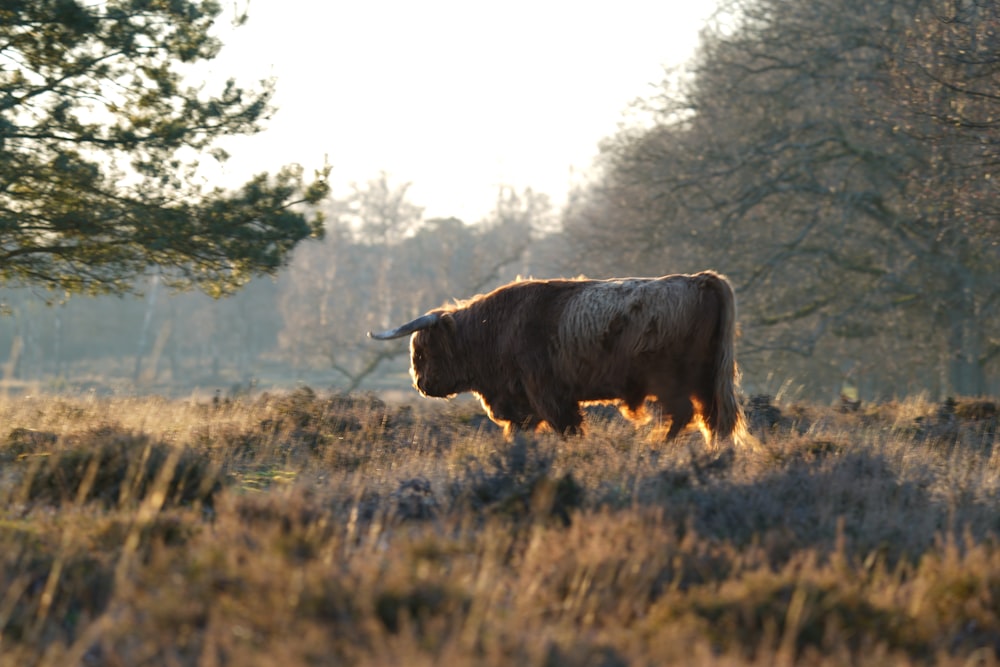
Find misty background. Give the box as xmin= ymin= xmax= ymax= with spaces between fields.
xmin=2 ymin=0 xmax=998 ymax=402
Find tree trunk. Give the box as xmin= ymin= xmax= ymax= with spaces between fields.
xmin=945 ymin=274 xmax=986 ymax=396
xmin=947 ymin=320 xmax=985 ymax=396
xmin=133 ymin=275 xmax=160 ymax=384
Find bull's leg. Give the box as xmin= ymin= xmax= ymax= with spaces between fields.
xmin=652 ymin=385 xmax=695 ymax=442
xmin=619 ymin=381 xmax=651 ymax=424
xmin=480 ymin=393 xmax=540 ymax=437
xmin=507 ymin=413 xmax=543 ymax=434
xmin=692 ymin=379 xmax=719 ymax=446
xmin=502 ymin=418 xmax=542 ymax=439
xmin=549 ymin=402 xmax=584 ymax=435
xmin=664 ymin=398 xmax=694 ymax=441
xmin=527 ymin=392 xmax=583 ymax=435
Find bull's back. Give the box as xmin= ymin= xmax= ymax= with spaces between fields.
xmin=455 ymin=278 xmax=589 ymax=362
xmin=463 ymin=274 xmax=720 ymax=387
xmin=556 ymin=276 xmax=709 ymax=359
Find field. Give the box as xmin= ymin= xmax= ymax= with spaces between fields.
xmin=1 ymin=388 xmax=999 ymax=666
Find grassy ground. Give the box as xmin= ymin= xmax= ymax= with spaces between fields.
xmin=1 ymin=388 xmax=999 ymax=666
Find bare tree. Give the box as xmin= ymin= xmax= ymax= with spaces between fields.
xmin=566 ymin=0 xmax=1000 ymax=397
xmin=276 ymin=178 xmax=535 ymax=391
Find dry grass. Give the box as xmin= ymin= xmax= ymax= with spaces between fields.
xmin=1 ymin=388 xmax=999 ymax=666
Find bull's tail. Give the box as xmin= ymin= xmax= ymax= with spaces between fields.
xmin=701 ymin=272 xmax=750 ymax=449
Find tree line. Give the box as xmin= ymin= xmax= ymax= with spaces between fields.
xmin=1 ymin=0 xmax=997 ymax=400
xmin=563 ymin=0 xmax=1000 ymax=398
xmin=0 ymin=175 xmax=560 ymax=394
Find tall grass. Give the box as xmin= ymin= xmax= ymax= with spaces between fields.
xmin=1 ymin=388 xmax=998 ymax=666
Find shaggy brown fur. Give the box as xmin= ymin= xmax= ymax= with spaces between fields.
xmin=370 ymin=271 xmax=748 ymax=448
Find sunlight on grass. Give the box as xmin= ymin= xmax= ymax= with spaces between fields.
xmin=232 ymin=467 xmax=299 ymax=492
xmin=0 ymin=390 xmax=998 ymax=666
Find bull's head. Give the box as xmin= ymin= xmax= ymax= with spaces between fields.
xmin=368 ymin=312 xmax=461 ymax=398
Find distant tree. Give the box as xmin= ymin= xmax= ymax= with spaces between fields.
xmin=277 ymin=174 xmax=424 ymax=390
xmin=0 ymin=0 xmax=329 ymax=297
xmin=886 ymin=0 xmax=1000 ymax=395
xmin=484 ymin=186 xmax=556 ymax=278
xmin=567 ymin=0 xmax=1000 ymax=397
xmin=277 ymin=179 xmax=536 ymax=391
xmin=344 ymin=172 xmax=423 ymax=246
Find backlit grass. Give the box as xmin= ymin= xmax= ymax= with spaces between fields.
xmin=1 ymin=388 xmax=998 ymax=666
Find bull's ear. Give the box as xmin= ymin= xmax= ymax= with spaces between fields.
xmin=441 ymin=312 xmax=457 ymax=332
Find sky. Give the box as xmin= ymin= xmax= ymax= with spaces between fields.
xmin=195 ymin=1 xmax=717 ymax=223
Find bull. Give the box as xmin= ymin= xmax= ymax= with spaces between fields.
xmin=368 ymin=271 xmax=748 ymax=448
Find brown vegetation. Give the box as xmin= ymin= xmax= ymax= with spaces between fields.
xmin=1 ymin=389 xmax=999 ymax=665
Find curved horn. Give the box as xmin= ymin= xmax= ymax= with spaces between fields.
xmin=367 ymin=312 xmax=441 ymax=340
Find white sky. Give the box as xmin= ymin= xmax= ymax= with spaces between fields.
xmin=196 ymin=1 xmax=716 ymax=222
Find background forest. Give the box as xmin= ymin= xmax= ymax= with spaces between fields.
xmin=2 ymin=0 xmax=998 ymax=402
